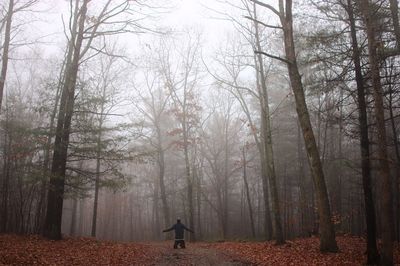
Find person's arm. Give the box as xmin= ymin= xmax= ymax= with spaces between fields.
xmin=184 ymin=225 xmax=194 ymax=233
xmin=162 ymin=225 xmax=174 ymax=232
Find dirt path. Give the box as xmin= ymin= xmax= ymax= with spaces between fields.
xmin=152 ymin=243 xmax=252 ymax=266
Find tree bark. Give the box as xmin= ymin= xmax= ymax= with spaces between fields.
xmin=279 ymin=0 xmax=338 ymax=252
xmin=388 ymin=83 xmax=400 ymax=243
xmin=357 ymin=1 xmax=395 ymax=264
xmin=43 ymin=0 xmax=89 ymax=240
xmin=346 ymin=1 xmax=380 ymax=263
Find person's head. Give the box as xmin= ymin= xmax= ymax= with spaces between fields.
xmin=177 ymin=218 xmax=181 ymax=223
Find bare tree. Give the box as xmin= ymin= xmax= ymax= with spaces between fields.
xmin=160 ymin=32 xmax=203 ymax=241
xmin=44 ymin=0 xmax=148 ymax=240
xmin=344 ymin=0 xmax=379 ymax=263
xmin=250 ymin=0 xmax=338 ymax=252
xmin=130 ymin=50 xmax=172 ymax=231
xmin=206 ymin=31 xmax=275 ymax=240
xmin=0 ymin=0 xmax=38 ymax=111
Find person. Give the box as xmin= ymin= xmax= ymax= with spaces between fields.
xmin=162 ymin=219 xmax=194 ymax=249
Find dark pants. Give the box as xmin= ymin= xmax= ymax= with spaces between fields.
xmin=173 ymin=240 xmax=185 ymax=249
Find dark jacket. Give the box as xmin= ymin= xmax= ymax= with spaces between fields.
xmin=163 ymin=222 xmax=194 ymax=239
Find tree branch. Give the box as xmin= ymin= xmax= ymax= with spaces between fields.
xmin=254 ymin=50 xmax=291 ymax=64
xmin=243 ymin=15 xmax=282 ymax=29
xmin=248 ymin=0 xmax=280 ymax=17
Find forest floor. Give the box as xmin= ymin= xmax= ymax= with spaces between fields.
xmin=1 ymin=234 xmax=400 ymax=265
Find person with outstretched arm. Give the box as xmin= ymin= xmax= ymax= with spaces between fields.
xmin=162 ymin=218 xmax=194 ymax=249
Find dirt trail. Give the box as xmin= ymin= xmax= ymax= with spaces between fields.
xmin=152 ymin=243 xmax=252 ymax=266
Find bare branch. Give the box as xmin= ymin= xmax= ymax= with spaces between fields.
xmin=254 ymin=50 xmax=291 ymax=64
xmin=243 ymin=15 xmax=282 ymax=29
xmin=248 ymin=0 xmax=280 ymax=17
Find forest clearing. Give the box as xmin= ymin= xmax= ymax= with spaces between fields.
xmin=1 ymin=234 xmax=400 ymax=265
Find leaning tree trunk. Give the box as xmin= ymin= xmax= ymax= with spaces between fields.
xmin=357 ymin=1 xmax=394 ymax=264
xmin=346 ymin=1 xmax=380 ymax=263
xmin=43 ymin=0 xmax=89 ymax=240
xmin=280 ymin=0 xmax=338 ymax=252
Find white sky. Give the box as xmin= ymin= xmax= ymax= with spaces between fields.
xmin=23 ymin=0 xmax=235 ymax=58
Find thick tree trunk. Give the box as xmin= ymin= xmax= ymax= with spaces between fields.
xmin=36 ymin=61 xmax=65 ymax=234
xmin=43 ymin=0 xmax=88 ymax=240
xmin=280 ymin=0 xmax=337 ymax=252
xmin=297 ymin=122 xmax=308 ymax=237
xmin=358 ymin=1 xmax=395 ymax=264
xmin=346 ymin=1 xmax=380 ymax=263
xmin=0 ymin=0 xmax=14 ymax=111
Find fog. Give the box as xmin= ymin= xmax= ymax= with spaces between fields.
xmin=0 ymin=2 xmax=399 ymax=261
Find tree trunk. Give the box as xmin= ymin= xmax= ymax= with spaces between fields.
xmin=70 ymin=198 xmax=78 ymax=236
xmin=346 ymin=1 xmax=380 ymax=263
xmin=91 ymin=124 xmax=102 ymax=237
xmin=43 ymin=0 xmax=88 ymax=240
xmin=357 ymin=1 xmax=395 ymax=264
xmin=36 ymin=60 xmax=66 ymax=234
xmin=242 ymin=146 xmax=256 ymax=238
xmin=195 ymin=166 xmax=203 ymax=240
xmin=1 ymin=114 xmax=12 ymax=232
xmin=229 ymin=69 xmax=272 ymax=239
xmin=156 ymin=125 xmax=170 ymax=230
xmin=253 ymin=2 xmax=285 ymax=245
xmin=0 ymin=0 xmax=14 ymax=111
xmin=388 ymin=84 xmax=400 ymax=243
xmin=389 ymin=0 xmax=400 ymax=48
xmin=385 ymin=61 xmax=400 ymax=242
xmin=182 ymin=118 xmax=195 ymax=241
xmin=280 ymin=0 xmax=338 ymax=252
xmin=297 ymin=121 xmax=308 ymax=237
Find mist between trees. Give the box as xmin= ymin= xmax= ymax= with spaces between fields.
xmin=0 ymin=0 xmax=399 ymax=264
